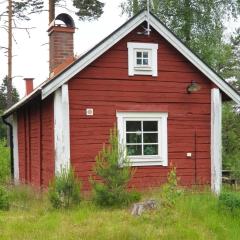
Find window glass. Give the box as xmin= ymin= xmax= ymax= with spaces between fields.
xmin=143 ymin=121 xmax=158 ymax=131
xmin=127 ymin=145 xmax=142 ymax=156
xmin=126 ymin=121 xmax=141 ymax=131
xmin=143 ymin=51 xmax=148 ymax=58
xmin=143 ymin=133 xmax=158 ymax=143
xmin=144 ymin=145 xmax=158 ymax=155
xmin=136 ymin=50 xmax=149 ymax=66
xmin=127 ymin=133 xmax=142 ymax=143
xmin=125 ymin=120 xmax=159 ymax=156
xmin=136 ymin=52 xmax=142 ymax=58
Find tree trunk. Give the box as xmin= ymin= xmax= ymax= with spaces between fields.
xmin=49 ymin=0 xmax=55 ymax=24
xmin=183 ymin=0 xmax=192 ymax=45
xmin=7 ymin=0 xmax=13 ymax=109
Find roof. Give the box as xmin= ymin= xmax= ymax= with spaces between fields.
xmin=3 ymin=10 xmax=240 ymax=117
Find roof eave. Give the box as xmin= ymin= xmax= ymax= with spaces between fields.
xmin=2 ymin=88 xmax=41 ymax=118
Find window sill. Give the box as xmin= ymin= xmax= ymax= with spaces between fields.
xmin=129 ymin=157 xmax=166 ymax=166
xmin=134 ymin=66 xmax=152 ymax=71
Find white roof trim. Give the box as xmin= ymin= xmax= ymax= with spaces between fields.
xmin=149 ymin=14 xmax=240 ymax=104
xmin=3 ymin=85 xmax=42 ymax=117
xmin=42 ymin=12 xmax=147 ymax=99
xmin=42 ymin=11 xmax=240 ymax=104
xmin=4 ymin=10 xmax=240 ymax=116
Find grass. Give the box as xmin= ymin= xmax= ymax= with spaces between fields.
xmin=0 ymin=186 xmax=240 ymax=240
xmin=0 ymin=140 xmax=10 ymax=183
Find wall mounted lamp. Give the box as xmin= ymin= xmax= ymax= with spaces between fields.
xmin=187 ymin=81 xmax=201 ymax=94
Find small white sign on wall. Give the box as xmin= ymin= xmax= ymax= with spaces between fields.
xmin=86 ymin=108 xmax=94 ymax=116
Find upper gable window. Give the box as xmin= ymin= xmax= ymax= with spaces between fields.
xmin=127 ymin=42 xmax=158 ymax=76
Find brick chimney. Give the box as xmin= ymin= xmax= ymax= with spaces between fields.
xmin=24 ymin=78 xmax=34 ymax=95
xmin=48 ymin=13 xmax=75 ymax=76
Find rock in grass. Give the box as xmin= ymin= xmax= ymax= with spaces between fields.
xmin=131 ymin=199 xmax=157 ymax=216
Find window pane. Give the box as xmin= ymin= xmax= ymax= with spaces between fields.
xmin=143 ymin=133 xmax=158 ymax=143
xmin=127 ymin=133 xmax=142 ymax=143
xmin=143 ymin=59 xmax=148 ymax=65
xmin=143 ymin=51 xmax=148 ymax=58
xmin=144 ymin=145 xmax=158 ymax=155
xmin=136 ymin=51 xmax=142 ymax=58
xmin=126 ymin=121 xmax=141 ymax=131
xmin=143 ymin=121 xmax=158 ymax=131
xmin=136 ymin=59 xmax=142 ymax=65
xmin=127 ymin=145 xmax=142 ymax=156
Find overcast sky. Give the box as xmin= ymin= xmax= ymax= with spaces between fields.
xmin=0 ymin=1 xmax=239 ymax=98
xmin=0 ymin=0 xmax=126 ymax=97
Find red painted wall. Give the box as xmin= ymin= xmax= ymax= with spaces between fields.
xmin=68 ymin=25 xmax=212 ymax=190
xmin=17 ymin=95 xmax=54 ymax=187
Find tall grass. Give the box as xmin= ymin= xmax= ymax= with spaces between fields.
xmin=0 ymin=187 xmax=240 ymax=240
xmin=0 ymin=139 xmax=10 ymax=183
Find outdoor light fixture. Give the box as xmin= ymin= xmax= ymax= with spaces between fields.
xmin=187 ymin=81 xmax=201 ymax=94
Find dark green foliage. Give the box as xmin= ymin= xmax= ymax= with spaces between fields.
xmin=0 ymin=186 xmax=10 ymax=211
xmin=0 ymin=76 xmax=19 ymax=140
xmin=91 ymin=128 xmax=140 ymax=207
xmin=54 ymin=0 xmax=105 ymax=21
xmin=228 ymin=28 xmax=240 ymax=89
xmin=48 ymin=168 xmax=81 ymax=209
xmin=222 ymin=102 xmax=240 ymax=178
xmin=0 ymin=76 xmax=19 ymax=111
xmin=0 ymin=139 xmax=10 ymax=184
xmin=73 ymin=0 xmax=104 ymax=21
xmin=219 ymin=192 xmax=240 ymax=212
xmin=12 ymin=0 xmax=44 ymax=21
xmin=161 ymin=165 xmax=182 ymax=207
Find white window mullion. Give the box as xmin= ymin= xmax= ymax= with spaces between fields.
xmin=117 ymin=112 xmax=168 ymax=167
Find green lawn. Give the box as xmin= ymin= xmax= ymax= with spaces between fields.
xmin=0 ymin=187 xmax=240 ymax=240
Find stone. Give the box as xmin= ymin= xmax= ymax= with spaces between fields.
xmin=131 ymin=199 xmax=157 ymax=216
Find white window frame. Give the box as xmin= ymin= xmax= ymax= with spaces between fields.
xmin=127 ymin=42 xmax=158 ymax=76
xmin=117 ymin=112 xmax=168 ymax=166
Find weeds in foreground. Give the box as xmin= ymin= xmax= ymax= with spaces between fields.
xmin=48 ymin=168 xmax=81 ymax=209
xmin=160 ymin=165 xmax=183 ymax=207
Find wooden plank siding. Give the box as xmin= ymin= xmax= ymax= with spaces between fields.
xmin=17 ymin=95 xmax=54 ymax=187
xmin=68 ymin=26 xmax=212 ymax=190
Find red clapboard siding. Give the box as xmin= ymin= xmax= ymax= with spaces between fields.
xmin=41 ymin=96 xmax=54 ymax=187
xmin=17 ymin=110 xmax=26 ymax=182
xmin=68 ymin=25 xmax=212 ymax=190
xmin=17 ymin=95 xmax=54 ymax=187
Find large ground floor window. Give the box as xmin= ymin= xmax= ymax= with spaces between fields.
xmin=117 ymin=112 xmax=168 ymax=166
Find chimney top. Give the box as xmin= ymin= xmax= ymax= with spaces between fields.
xmin=48 ymin=13 xmax=75 ymax=76
xmin=23 ymin=78 xmax=34 ymax=95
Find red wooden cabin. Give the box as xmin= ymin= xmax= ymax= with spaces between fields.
xmin=3 ymin=11 xmax=240 ymax=194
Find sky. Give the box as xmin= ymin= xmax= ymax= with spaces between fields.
xmin=0 ymin=1 xmax=239 ymax=98
xmin=0 ymin=0 xmax=127 ymax=97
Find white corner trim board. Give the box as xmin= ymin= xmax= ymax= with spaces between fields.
xmin=12 ymin=114 xmax=19 ymax=183
xmin=54 ymin=84 xmax=71 ymax=174
xmin=211 ymin=88 xmax=222 ymax=195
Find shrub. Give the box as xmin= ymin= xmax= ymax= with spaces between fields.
xmin=91 ymin=128 xmax=140 ymax=207
xmin=0 ymin=185 xmax=10 ymax=210
xmin=161 ymin=165 xmax=182 ymax=207
xmin=222 ymin=103 xmax=240 ymax=179
xmin=219 ymin=191 xmax=240 ymax=212
xmin=48 ymin=167 xmax=81 ymax=209
xmin=0 ymin=139 xmax=10 ymax=183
